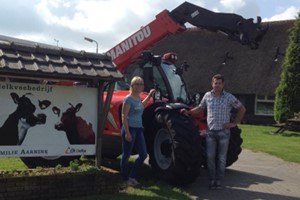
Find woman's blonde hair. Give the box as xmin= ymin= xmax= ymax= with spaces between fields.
xmin=130 ymin=76 xmax=144 ymax=91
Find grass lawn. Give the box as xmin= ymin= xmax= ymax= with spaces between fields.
xmin=0 ymin=157 xmax=27 ymax=170
xmin=240 ymin=124 xmax=300 ymax=163
xmin=68 ymin=182 xmax=192 ymax=200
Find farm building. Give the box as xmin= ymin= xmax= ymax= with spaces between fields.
xmin=151 ymin=20 xmax=295 ymax=125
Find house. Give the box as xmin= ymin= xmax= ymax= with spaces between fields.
xmin=150 ymin=20 xmax=295 ymax=125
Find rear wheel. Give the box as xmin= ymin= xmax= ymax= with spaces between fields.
xmin=143 ymin=104 xmax=203 ymax=186
xmin=226 ymin=126 xmax=243 ymax=167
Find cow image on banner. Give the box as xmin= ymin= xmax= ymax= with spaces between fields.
xmin=0 ymin=92 xmax=51 ymax=145
xmin=52 ymin=103 xmax=96 ymax=144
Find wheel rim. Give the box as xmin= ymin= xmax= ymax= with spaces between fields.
xmin=41 ymin=156 xmax=62 ymax=160
xmin=153 ymin=128 xmax=172 ymax=170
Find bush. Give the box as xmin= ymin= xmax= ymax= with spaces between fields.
xmin=274 ymin=14 xmax=300 ymax=123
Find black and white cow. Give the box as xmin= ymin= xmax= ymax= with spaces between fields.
xmin=0 ymin=92 xmax=51 ymax=145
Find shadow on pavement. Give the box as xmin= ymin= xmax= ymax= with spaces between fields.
xmin=183 ymin=168 xmax=298 ymax=200
xmin=225 ymin=169 xmax=282 ymax=187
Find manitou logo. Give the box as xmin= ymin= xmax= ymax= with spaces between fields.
xmin=108 ymin=26 xmax=151 ymax=60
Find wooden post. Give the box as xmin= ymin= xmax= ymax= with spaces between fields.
xmin=95 ymin=81 xmax=115 ymax=168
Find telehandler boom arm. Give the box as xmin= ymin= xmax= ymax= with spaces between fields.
xmin=107 ymin=1 xmax=267 ymax=71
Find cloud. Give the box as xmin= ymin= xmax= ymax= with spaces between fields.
xmin=263 ymin=6 xmax=299 ymax=21
xmin=31 ymin=0 xmax=163 ymax=51
xmin=0 ymin=0 xmax=45 ymax=34
xmin=220 ymin=0 xmax=246 ymax=11
xmin=1 ymin=0 xmax=299 ymax=53
xmin=35 ymin=0 xmax=155 ymax=33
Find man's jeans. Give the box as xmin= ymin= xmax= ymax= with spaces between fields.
xmin=206 ymin=129 xmax=230 ymax=182
xmin=120 ymin=126 xmax=147 ymax=181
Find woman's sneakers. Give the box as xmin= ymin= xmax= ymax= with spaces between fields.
xmin=127 ymin=177 xmax=140 ymax=186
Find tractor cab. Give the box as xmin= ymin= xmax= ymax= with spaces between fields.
xmin=118 ymin=51 xmax=193 ymax=105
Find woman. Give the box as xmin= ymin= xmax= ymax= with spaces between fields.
xmin=120 ymin=76 xmax=156 ymax=186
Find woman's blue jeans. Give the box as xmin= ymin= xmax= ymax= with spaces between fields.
xmin=120 ymin=126 xmax=148 ymax=181
xmin=206 ymin=129 xmax=230 ymax=182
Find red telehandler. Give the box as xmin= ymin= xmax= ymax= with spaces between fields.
xmin=20 ymin=1 xmax=267 ymax=186
xmin=101 ymin=2 xmax=267 ymax=185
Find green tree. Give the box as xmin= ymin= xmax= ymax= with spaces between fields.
xmin=274 ymin=13 xmax=300 ymax=122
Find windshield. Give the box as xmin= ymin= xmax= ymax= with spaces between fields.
xmin=160 ymin=62 xmax=189 ymax=103
xmin=114 ymin=79 xmax=130 ymax=90
xmin=109 ymin=61 xmax=190 ymax=104
xmin=113 ymin=63 xmax=142 ymax=91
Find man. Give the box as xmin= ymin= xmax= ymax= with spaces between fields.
xmin=182 ymin=74 xmax=246 ymax=190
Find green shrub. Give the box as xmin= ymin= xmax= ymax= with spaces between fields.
xmin=274 ymin=13 xmax=300 ymax=122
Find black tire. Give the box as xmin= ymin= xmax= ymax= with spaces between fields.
xmin=226 ymin=126 xmax=243 ymax=167
xmin=20 ymin=156 xmax=79 ymax=168
xmin=143 ymin=104 xmax=203 ymax=186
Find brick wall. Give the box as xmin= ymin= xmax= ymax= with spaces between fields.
xmin=0 ymin=170 xmax=120 ymax=200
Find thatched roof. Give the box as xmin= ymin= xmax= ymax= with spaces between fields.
xmin=150 ymin=20 xmax=295 ymax=95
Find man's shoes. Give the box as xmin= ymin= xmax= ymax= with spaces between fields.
xmin=209 ymin=180 xmax=223 ymax=190
xmin=209 ymin=180 xmax=216 ymax=190
xmin=215 ymin=180 xmax=223 ymax=190
xmin=127 ymin=177 xmax=140 ymax=186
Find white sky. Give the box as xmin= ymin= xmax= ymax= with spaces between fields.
xmin=0 ymin=0 xmax=299 ymax=53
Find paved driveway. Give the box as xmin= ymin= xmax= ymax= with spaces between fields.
xmin=184 ymin=149 xmax=300 ymax=200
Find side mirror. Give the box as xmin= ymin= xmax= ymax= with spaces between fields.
xmin=175 ymin=61 xmax=189 ymax=75
xmin=192 ymin=93 xmax=201 ymax=105
xmin=153 ymin=89 xmax=162 ymax=102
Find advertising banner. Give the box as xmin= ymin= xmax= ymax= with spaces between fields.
xmin=0 ymin=81 xmax=97 ymax=157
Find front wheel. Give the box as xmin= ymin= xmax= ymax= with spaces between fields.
xmin=143 ymin=105 xmax=203 ymax=186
